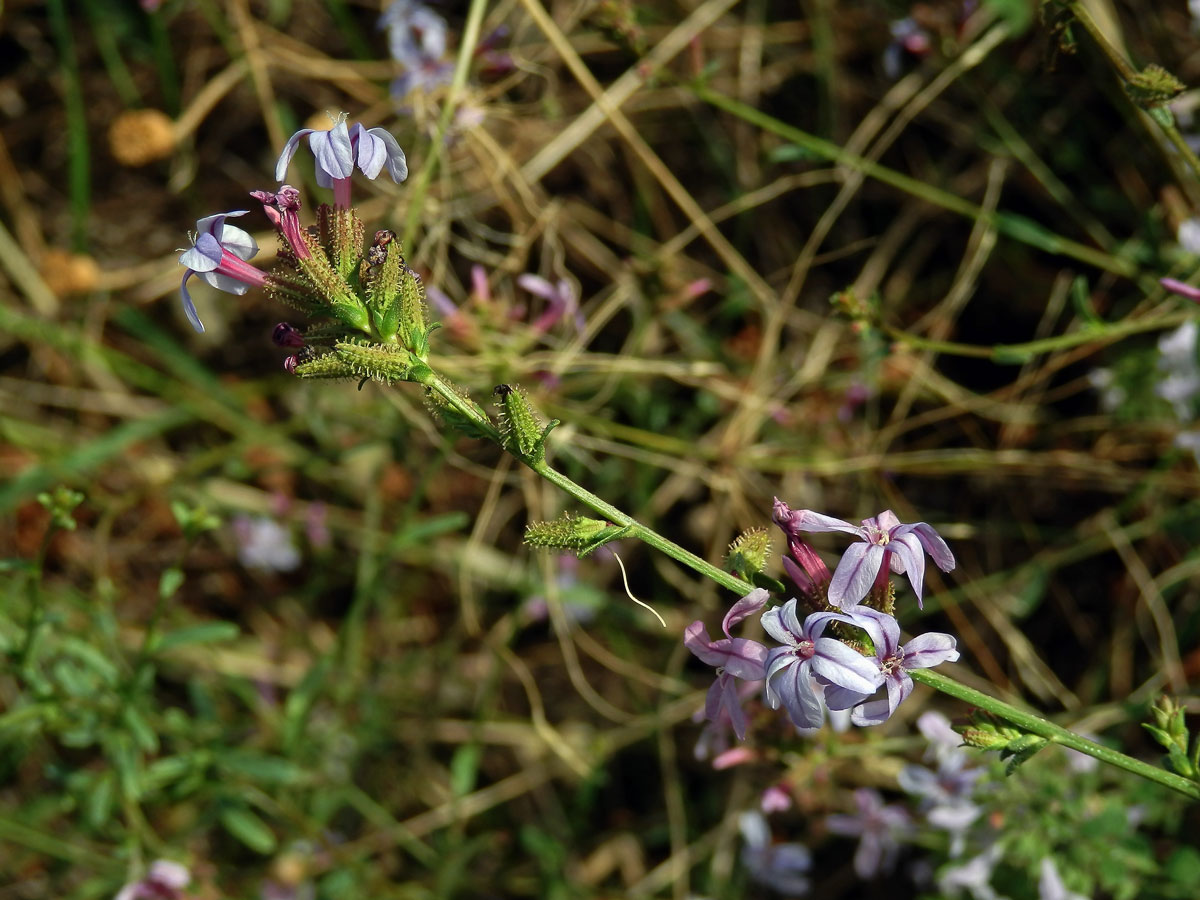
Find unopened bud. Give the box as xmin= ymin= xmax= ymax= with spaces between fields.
xmin=273 ymin=323 xmax=306 ymax=348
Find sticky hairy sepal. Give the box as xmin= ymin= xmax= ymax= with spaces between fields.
xmin=495 ymin=385 xmax=559 ymax=464
xmin=329 ymin=339 xmax=417 ymax=384
xmin=725 ymin=527 xmax=772 ymax=580
xmin=317 ymin=204 xmax=365 ymax=283
xmin=526 ymin=515 xmax=632 ymax=558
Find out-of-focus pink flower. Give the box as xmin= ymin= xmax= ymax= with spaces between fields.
xmin=115 ymin=860 xmax=190 ymax=900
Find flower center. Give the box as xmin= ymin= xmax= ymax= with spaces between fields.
xmin=796 ymin=639 xmax=816 ymax=660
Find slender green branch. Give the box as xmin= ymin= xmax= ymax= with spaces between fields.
xmin=415 ymin=362 xmax=1200 ymax=800
xmin=911 ymin=669 xmax=1200 ymax=800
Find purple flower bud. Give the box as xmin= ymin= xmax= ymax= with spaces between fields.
xmin=252 ymin=186 xmax=311 ymax=260
xmin=283 ymin=355 xmax=299 ymax=374
xmin=273 ymin=323 xmax=305 ymax=348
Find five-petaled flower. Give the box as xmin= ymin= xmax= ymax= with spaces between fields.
xmin=825 ymin=788 xmax=913 ymax=879
xmin=178 ymin=211 xmax=268 ymax=333
xmin=276 ymin=116 xmax=408 ymax=209
xmin=760 ymin=599 xmax=882 ymax=730
xmin=823 ymin=606 xmax=959 ymax=726
xmin=684 ymin=588 xmax=770 ymax=740
xmin=778 ymin=506 xmax=955 ymax=609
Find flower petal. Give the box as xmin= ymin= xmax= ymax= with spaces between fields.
xmin=200 ymin=271 xmax=254 ymax=296
xmin=775 ymin=659 xmax=825 ymax=729
xmin=760 ymin=598 xmax=801 ymax=646
xmin=901 ymin=632 xmax=959 ymax=670
xmin=791 ymin=509 xmax=862 ymax=535
xmin=822 ymin=682 xmax=873 ymax=711
xmin=275 ymin=128 xmax=314 ymax=182
xmin=846 ymin=606 xmax=900 ymax=659
xmin=178 ymin=232 xmax=223 ymax=272
xmin=811 ymin=638 xmax=882 ymax=694
xmin=910 ymin=521 xmax=956 ymax=572
xmin=366 ymin=126 xmax=408 ymax=182
xmin=828 ymin=543 xmax=884 ymax=607
xmin=179 ymin=271 xmax=205 ymax=333
xmin=722 ymin=587 xmax=769 ymax=637
xmin=308 ymin=120 xmax=355 ymax=183
xmin=889 ymin=532 xmax=928 ymax=604
xmin=215 ymin=222 xmax=259 ymax=262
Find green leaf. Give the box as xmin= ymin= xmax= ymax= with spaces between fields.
xmin=122 ymin=706 xmax=160 ymax=755
xmin=450 ymin=743 xmax=482 ymax=797
xmin=84 ymin=771 xmax=115 ymax=831
xmin=156 ymin=622 xmax=240 ymax=653
xmin=1165 ymin=846 xmax=1200 ymax=884
xmin=59 ymin=637 xmax=120 ymax=685
xmin=159 ymin=567 xmax=185 ymax=600
xmin=220 ymin=805 xmax=277 ymax=854
xmin=217 ymin=751 xmax=306 ymax=785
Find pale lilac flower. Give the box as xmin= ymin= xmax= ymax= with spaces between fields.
xmin=1038 ymin=857 xmax=1087 ymax=900
xmin=275 ymin=117 xmax=407 ymax=208
xmin=776 ymin=506 xmax=955 ymax=608
xmin=739 ymin=811 xmax=812 ymax=895
xmin=115 ymin=860 xmax=190 ymax=900
xmin=822 ymin=606 xmax=958 ymax=726
xmin=685 ymin=588 xmax=769 ymax=740
xmin=760 ymin=599 xmax=881 ymax=730
xmin=938 ymin=844 xmax=1006 ymax=900
xmin=233 ymin=515 xmax=301 ymax=572
xmin=899 ymin=749 xmax=983 ymax=856
xmin=381 ymin=1 xmax=454 ymax=98
xmin=917 ymin=709 xmax=964 ymax=761
xmin=178 ymin=211 xmax=267 ymax=333
xmin=517 ymin=273 xmax=586 ymax=335
xmin=825 ymin=788 xmax=912 ymax=879
xmin=1155 ymin=319 xmax=1200 ymax=418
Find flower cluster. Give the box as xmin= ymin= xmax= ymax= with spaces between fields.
xmin=176 ymin=116 xmax=450 ymax=394
xmin=686 ymin=501 xmax=959 ymax=740
xmin=179 ymin=115 xmax=408 ymax=337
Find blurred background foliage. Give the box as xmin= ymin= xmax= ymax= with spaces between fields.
xmin=2 ymin=0 xmax=1200 ymax=897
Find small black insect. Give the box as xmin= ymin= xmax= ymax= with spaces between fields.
xmin=493 ymin=384 xmax=515 ymax=398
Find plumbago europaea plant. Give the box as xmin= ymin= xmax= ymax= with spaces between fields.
xmin=178 ymin=116 xmax=1200 ymax=810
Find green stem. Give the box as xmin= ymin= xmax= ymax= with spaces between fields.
xmin=882 ymin=307 xmax=1194 ymax=361
xmin=16 ymin=526 xmax=57 ymax=670
xmin=911 ymin=669 xmax=1200 ymax=800
xmin=416 ymin=363 xmax=1200 ymax=800
xmin=46 ymin=0 xmax=90 ymax=251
